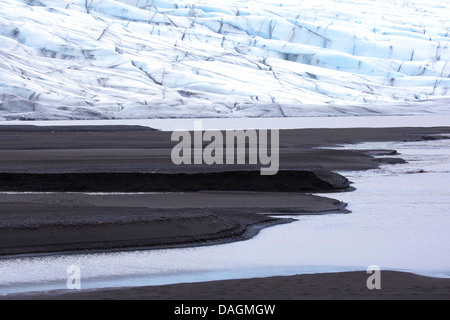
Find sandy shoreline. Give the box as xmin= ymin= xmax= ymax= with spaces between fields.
xmin=1 ymin=126 xmax=448 ymax=257
xmin=0 ymin=125 xmax=449 ymax=257
xmin=1 ymin=125 xmax=449 ymax=299
xmin=0 ymin=192 xmax=346 ymax=257
xmin=4 ymin=271 xmax=450 ymax=300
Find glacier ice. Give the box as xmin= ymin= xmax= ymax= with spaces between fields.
xmin=0 ymin=0 xmax=449 ymax=120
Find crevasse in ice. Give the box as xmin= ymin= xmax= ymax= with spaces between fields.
xmin=0 ymin=0 xmax=449 ymax=120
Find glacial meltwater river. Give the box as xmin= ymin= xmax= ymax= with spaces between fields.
xmin=0 ymin=117 xmax=449 ymax=295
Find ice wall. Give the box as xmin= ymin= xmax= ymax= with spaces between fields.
xmin=0 ymin=0 xmax=449 ymax=120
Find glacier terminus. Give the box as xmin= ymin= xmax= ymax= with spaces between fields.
xmin=0 ymin=0 xmax=449 ymax=120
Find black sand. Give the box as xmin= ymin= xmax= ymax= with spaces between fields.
xmin=1 ymin=125 xmax=450 ymax=300
xmin=0 ymin=192 xmax=345 ymax=256
xmin=1 ymin=126 xmax=447 ymax=175
xmin=0 ymin=125 xmax=449 ymax=257
xmin=4 ymin=271 xmax=449 ymax=300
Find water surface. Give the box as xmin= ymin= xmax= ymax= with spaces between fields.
xmin=0 ymin=139 xmax=449 ymax=295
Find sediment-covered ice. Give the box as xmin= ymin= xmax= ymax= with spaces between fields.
xmin=0 ymin=0 xmax=449 ymax=120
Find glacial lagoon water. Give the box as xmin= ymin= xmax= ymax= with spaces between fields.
xmin=0 ymin=137 xmax=449 ymax=295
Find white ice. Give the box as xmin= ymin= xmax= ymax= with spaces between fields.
xmin=0 ymin=0 xmax=449 ymax=120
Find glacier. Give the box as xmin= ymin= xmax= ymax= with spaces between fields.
xmin=0 ymin=0 xmax=449 ymax=120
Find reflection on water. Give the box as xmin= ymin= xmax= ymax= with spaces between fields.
xmin=1 ymin=139 xmax=449 ymax=295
